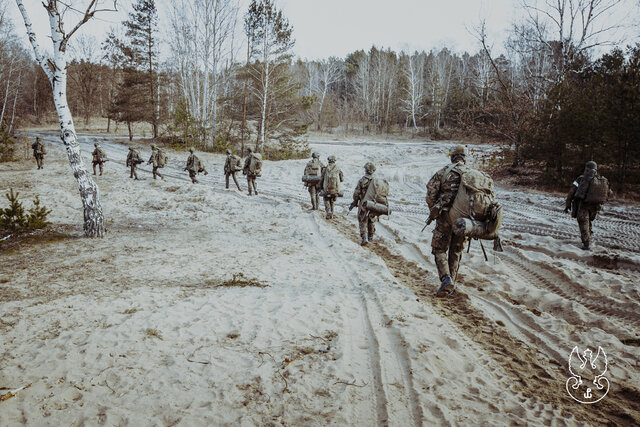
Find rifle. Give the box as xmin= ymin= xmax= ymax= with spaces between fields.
xmin=347 ymin=201 xmax=357 ymax=216
xmin=421 ymin=205 xmax=441 ymax=232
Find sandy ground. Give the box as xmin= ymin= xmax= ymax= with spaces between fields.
xmin=1 ymin=133 xmax=640 ymax=426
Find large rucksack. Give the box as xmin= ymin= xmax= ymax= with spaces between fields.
xmin=323 ymin=164 xmax=341 ymax=195
xmin=304 ymin=160 xmax=322 ymax=176
xmin=584 ymin=176 xmax=610 ymax=204
xmin=362 ymin=177 xmax=390 ymax=216
xmin=157 ymin=149 xmax=168 ymax=168
xmin=249 ymin=153 xmax=262 ymax=175
xmin=232 ymin=155 xmax=242 ymax=171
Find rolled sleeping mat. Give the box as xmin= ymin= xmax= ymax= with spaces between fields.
xmin=363 ymin=200 xmax=391 ymax=216
xmin=302 ymin=175 xmax=322 ymax=185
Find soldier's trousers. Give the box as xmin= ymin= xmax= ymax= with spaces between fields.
xmin=247 ymin=175 xmax=258 ymax=195
xmin=309 ymin=186 xmax=320 ymax=210
xmin=35 ymin=154 xmax=43 ymax=169
xmin=324 ymin=195 xmax=337 ymax=217
xmin=130 ymin=165 xmax=138 ymax=179
xmin=189 ymin=170 xmax=198 ymax=183
xmin=152 ymin=166 xmax=163 ymax=180
xmin=431 ymin=215 xmax=466 ymax=282
xmin=577 ymin=204 xmax=600 ymax=246
xmin=358 ymin=209 xmax=376 ymax=239
xmin=93 ymin=161 xmax=103 ymax=175
xmin=226 ymin=172 xmax=241 ymax=190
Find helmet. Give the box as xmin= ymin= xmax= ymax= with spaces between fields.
xmin=450 ymin=144 xmax=466 ymax=162
xmin=364 ymin=162 xmax=376 ymax=173
xmin=312 ymin=152 xmax=319 ymax=159
xmin=94 ymin=142 xmax=99 ymax=147
xmin=585 ymin=161 xmax=597 ymax=170
xmin=129 ymin=146 xmax=133 ymax=150
xmin=247 ymin=147 xmax=253 ymax=153
xmin=189 ymin=147 xmax=194 ymax=153
xmin=151 ymin=144 xmax=157 ymax=149
xmin=327 ymin=155 xmax=336 ymax=163
xmin=226 ymin=149 xmax=231 ymax=155
xmin=36 ymin=136 xmax=41 ymax=141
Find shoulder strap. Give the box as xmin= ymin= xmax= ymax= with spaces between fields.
xmin=440 ymin=162 xmax=461 ymax=186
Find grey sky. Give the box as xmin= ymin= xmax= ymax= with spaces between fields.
xmin=7 ymin=0 xmax=639 ymax=61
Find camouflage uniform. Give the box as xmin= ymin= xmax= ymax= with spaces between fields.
xmin=305 ymin=153 xmax=325 ymax=210
xmin=32 ymin=137 xmax=45 ymax=169
xmin=426 ymin=145 xmax=468 ymax=293
xmin=92 ymin=143 xmax=107 ymax=176
xmin=353 ymin=163 xmax=376 ymax=244
xmin=322 ymin=156 xmax=343 ymax=219
xmin=126 ymin=147 xmax=143 ymax=180
xmin=565 ymin=161 xmax=612 ymax=250
xmin=224 ymin=149 xmax=242 ymax=190
xmin=243 ymin=148 xmax=259 ymax=195
xmin=184 ymin=148 xmax=207 ymax=184
xmin=147 ymin=145 xmax=164 ymax=180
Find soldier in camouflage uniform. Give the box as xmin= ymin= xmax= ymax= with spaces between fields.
xmin=184 ymin=147 xmax=208 ymax=184
xmin=92 ymin=142 xmax=107 ymax=176
xmin=147 ymin=144 xmax=164 ymax=180
xmin=224 ymin=149 xmax=242 ymax=190
xmin=322 ymin=155 xmax=344 ymax=219
xmin=564 ymin=161 xmax=612 ymax=250
xmin=352 ymin=162 xmax=376 ymax=246
xmin=126 ymin=146 xmax=143 ymax=180
xmin=243 ymin=147 xmax=259 ymax=196
xmin=31 ymin=136 xmax=45 ymax=169
xmin=426 ymin=145 xmax=468 ymax=295
xmin=305 ymin=152 xmax=325 ymax=210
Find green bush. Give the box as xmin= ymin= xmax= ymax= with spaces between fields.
xmin=0 ymin=189 xmax=51 ymax=236
xmin=0 ymin=124 xmax=16 ymax=162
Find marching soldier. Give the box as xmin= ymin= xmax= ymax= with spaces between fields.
xmin=565 ymin=161 xmax=612 ymax=250
xmin=31 ymin=136 xmax=46 ymax=169
xmin=147 ymin=144 xmax=164 ymax=180
xmin=243 ymin=147 xmax=261 ymax=196
xmin=224 ymin=149 xmax=242 ymax=191
xmin=322 ymin=155 xmax=343 ymax=219
xmin=184 ymin=147 xmax=208 ymax=183
xmin=92 ymin=142 xmax=107 ymax=176
xmin=303 ymin=152 xmax=324 ymax=210
xmin=352 ymin=162 xmax=376 ymax=245
xmin=126 ymin=146 xmax=143 ymax=180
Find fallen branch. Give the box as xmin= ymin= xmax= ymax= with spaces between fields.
xmin=334 ymin=380 xmax=368 ymax=388
xmin=0 ymin=383 xmax=31 ymax=402
xmin=258 ymin=351 xmax=289 ymax=393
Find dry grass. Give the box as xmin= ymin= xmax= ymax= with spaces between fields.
xmin=212 ymin=273 xmax=268 ymax=289
xmin=144 ymin=328 xmax=163 ymax=340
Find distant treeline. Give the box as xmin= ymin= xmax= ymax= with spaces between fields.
xmin=0 ymin=0 xmax=638 ymax=191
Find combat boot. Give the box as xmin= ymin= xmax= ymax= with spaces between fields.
xmin=581 ymin=243 xmax=590 ymax=250
xmin=436 ymin=275 xmax=456 ymax=296
xmin=360 ymin=237 xmax=368 ymax=246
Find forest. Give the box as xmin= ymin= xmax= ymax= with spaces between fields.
xmin=1 ymin=0 xmax=639 ymax=194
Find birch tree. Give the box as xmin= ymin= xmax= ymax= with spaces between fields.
xmin=245 ymin=0 xmax=294 ymax=151
xmin=15 ymin=0 xmax=117 ymax=237
xmin=400 ymin=52 xmax=425 ymax=136
xmin=170 ymin=0 xmax=239 ymax=148
xmin=308 ymin=58 xmax=342 ymax=131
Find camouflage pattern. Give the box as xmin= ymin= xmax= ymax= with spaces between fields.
xmin=92 ymin=145 xmax=107 ymax=176
xmin=323 ymin=160 xmax=343 ymax=218
xmin=32 ymin=137 xmax=45 ymax=169
xmin=565 ymin=168 xmax=612 ymax=247
xmin=305 ymin=157 xmax=325 ymax=210
xmin=224 ymin=153 xmax=242 ymax=190
xmin=353 ymin=173 xmax=376 ymax=238
xmin=126 ymin=147 xmax=142 ymax=180
xmin=185 ymin=152 xmax=207 ymax=183
xmin=148 ymin=147 xmax=163 ymax=180
xmin=426 ymin=158 xmax=468 ymax=282
xmin=243 ymin=154 xmax=258 ymax=195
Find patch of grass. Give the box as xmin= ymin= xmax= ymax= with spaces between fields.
xmin=0 ymin=228 xmax=74 ymax=252
xmin=122 ymin=308 xmax=138 ymax=315
xmin=212 ymin=273 xmax=268 ymax=289
xmin=145 ymin=328 xmax=163 ymax=340
xmin=621 ymin=338 xmax=640 ymax=347
xmin=227 ymin=332 xmax=239 ymax=339
xmin=165 ymin=185 xmax=181 ymax=193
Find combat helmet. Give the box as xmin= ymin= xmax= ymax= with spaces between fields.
xmin=312 ymin=152 xmax=320 ymax=159
xmin=189 ymin=147 xmax=194 ymax=153
xmin=226 ymin=149 xmax=231 ymax=155
xmin=450 ymin=144 xmax=466 ymax=163
xmin=364 ymin=162 xmax=376 ymax=174
xmin=94 ymin=142 xmax=99 ymax=147
xmin=328 ymin=155 xmax=336 ymax=163
xmin=585 ymin=161 xmax=597 ymax=171
xmin=247 ymin=147 xmax=253 ymax=153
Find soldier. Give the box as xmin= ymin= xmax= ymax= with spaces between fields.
xmin=31 ymin=136 xmax=45 ymax=169
xmin=321 ymin=155 xmax=344 ymax=219
xmin=564 ymin=161 xmax=612 ymax=250
xmin=92 ymin=142 xmax=107 ymax=176
xmin=303 ymin=152 xmax=324 ymax=210
xmin=224 ymin=149 xmax=242 ymax=191
xmin=426 ymin=145 xmax=468 ymax=296
xmin=184 ymin=147 xmax=208 ymax=184
xmin=352 ymin=162 xmax=376 ymax=245
xmin=126 ymin=146 xmax=143 ymax=180
xmin=243 ymin=147 xmax=260 ymax=196
xmin=147 ymin=144 xmax=164 ymax=180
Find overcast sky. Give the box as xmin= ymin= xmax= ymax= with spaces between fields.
xmin=7 ymin=0 xmax=639 ymax=60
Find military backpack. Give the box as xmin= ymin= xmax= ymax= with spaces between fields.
xmin=362 ymin=177 xmax=390 ymax=216
xmin=448 ymin=167 xmax=497 ymax=223
xmin=249 ymin=153 xmax=263 ymax=175
xmin=323 ymin=164 xmax=341 ymax=195
xmin=583 ymin=176 xmax=610 ymax=204
xmin=158 ymin=149 xmax=168 ymax=168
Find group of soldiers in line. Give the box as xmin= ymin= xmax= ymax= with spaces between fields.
xmin=32 ymin=136 xmax=611 ymax=296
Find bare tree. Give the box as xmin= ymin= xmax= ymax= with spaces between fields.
xmin=15 ymin=0 xmax=118 ymax=237
xmin=307 ymin=58 xmax=342 ymax=131
xmin=400 ymin=52 xmax=425 ymax=136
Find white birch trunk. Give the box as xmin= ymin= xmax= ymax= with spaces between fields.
xmin=16 ymin=0 xmax=104 ymax=237
xmin=259 ymin=18 xmax=269 ymax=152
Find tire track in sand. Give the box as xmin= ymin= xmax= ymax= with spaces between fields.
xmin=306 ymin=213 xmax=423 ymax=427
xmin=329 ymin=216 xmax=640 ymax=426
